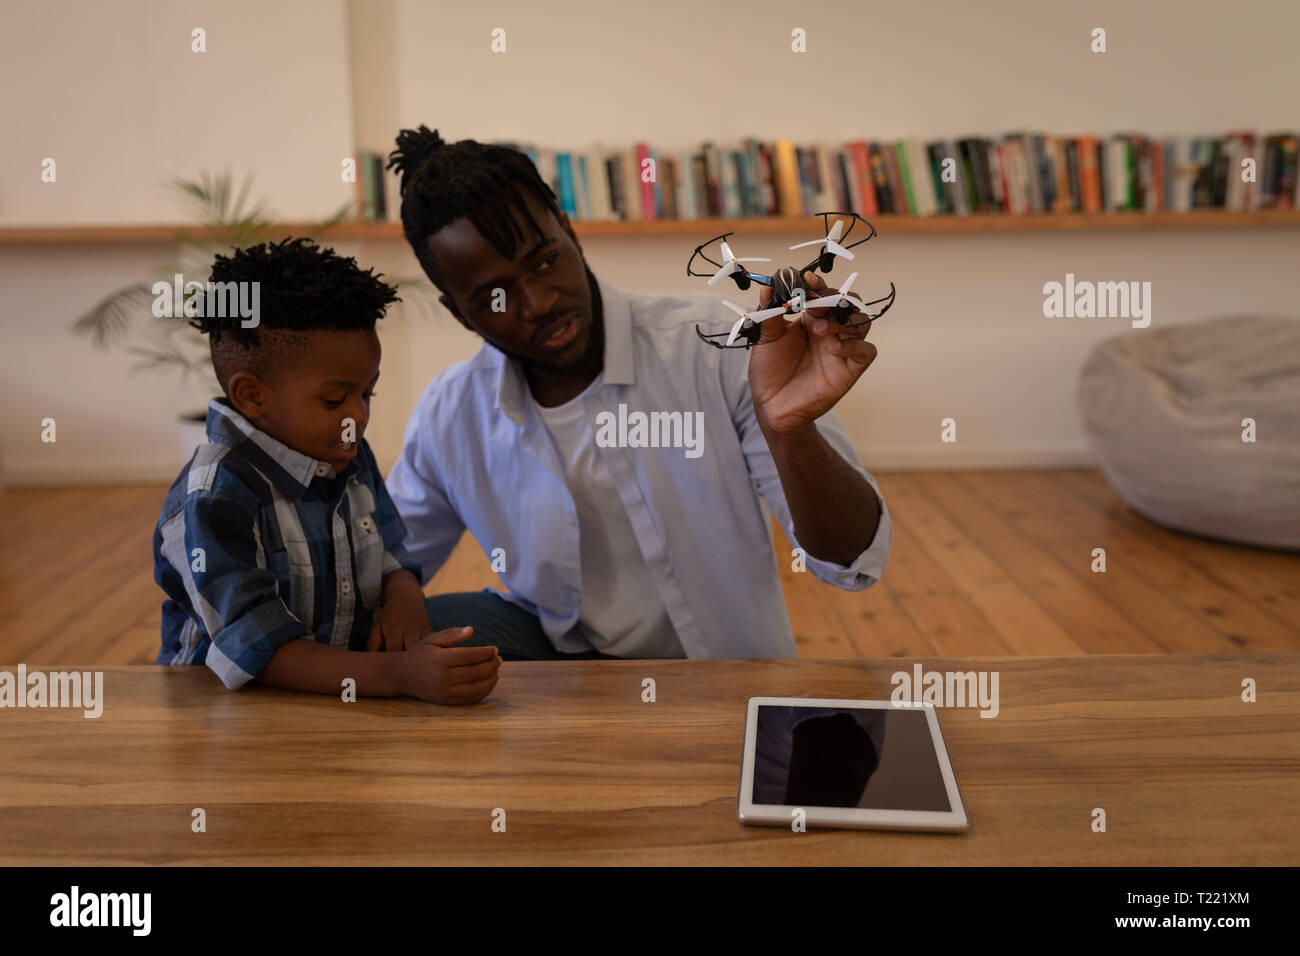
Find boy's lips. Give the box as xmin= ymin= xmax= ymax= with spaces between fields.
xmin=333 ymin=442 xmax=359 ymax=458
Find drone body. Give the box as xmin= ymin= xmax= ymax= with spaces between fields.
xmin=687 ymin=212 xmax=898 ymax=349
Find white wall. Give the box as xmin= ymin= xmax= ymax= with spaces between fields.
xmin=2 ymin=0 xmax=1299 ymax=484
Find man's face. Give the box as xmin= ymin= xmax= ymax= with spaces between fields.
xmin=425 ymin=190 xmax=598 ymax=372
xmin=235 ymin=328 xmax=382 ymax=475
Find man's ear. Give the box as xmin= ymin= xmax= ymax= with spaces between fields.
xmin=438 ymin=293 xmax=474 ymax=333
xmin=227 ymin=371 xmax=269 ymax=423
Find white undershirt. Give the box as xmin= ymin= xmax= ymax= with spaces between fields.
xmin=533 ymin=375 xmax=685 ymax=658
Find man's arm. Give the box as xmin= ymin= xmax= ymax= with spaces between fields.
xmin=385 ymin=400 xmax=467 ymax=583
xmin=761 ymin=423 xmax=881 ymax=567
xmin=736 ymin=269 xmax=891 ymax=576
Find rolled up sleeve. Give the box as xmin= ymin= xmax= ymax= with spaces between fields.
xmin=168 ymin=493 xmax=308 ymax=688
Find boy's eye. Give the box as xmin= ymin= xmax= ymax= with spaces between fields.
xmin=321 ymin=397 xmax=345 ymax=409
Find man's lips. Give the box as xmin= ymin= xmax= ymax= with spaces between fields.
xmin=535 ymin=312 xmax=580 ymax=347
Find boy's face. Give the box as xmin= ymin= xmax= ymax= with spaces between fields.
xmin=426 ymin=190 xmax=598 ymax=373
xmin=228 ymin=327 xmax=382 ymax=475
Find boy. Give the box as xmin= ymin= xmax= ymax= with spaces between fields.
xmin=153 ymin=238 xmax=500 ymax=703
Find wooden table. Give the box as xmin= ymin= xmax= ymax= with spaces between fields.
xmin=1 ymin=655 xmax=1296 ymax=865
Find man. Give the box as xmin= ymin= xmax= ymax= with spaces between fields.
xmin=383 ymin=126 xmax=892 ymax=660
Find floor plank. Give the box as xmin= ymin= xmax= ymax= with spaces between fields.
xmin=912 ymin=473 xmax=1166 ymax=654
xmin=1 ymin=470 xmax=1293 ymax=665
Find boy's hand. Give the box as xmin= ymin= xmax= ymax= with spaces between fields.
xmin=366 ymin=600 xmax=432 ymax=652
xmin=397 ymin=627 xmax=501 ymax=704
xmin=367 ymin=569 xmax=434 ymax=651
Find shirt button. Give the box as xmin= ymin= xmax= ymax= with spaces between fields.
xmin=315 ymin=464 xmax=331 ymax=478
xmin=341 ymin=581 xmax=352 ymax=595
xmin=566 ymin=516 xmax=576 ymax=527
xmin=359 ymin=517 xmax=374 ymax=531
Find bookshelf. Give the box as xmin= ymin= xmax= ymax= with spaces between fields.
xmin=2 ymin=209 xmax=1299 ymax=245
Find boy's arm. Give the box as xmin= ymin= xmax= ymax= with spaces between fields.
xmin=255 ymin=638 xmax=405 ymax=696
xmin=164 ymin=490 xmax=312 ymax=689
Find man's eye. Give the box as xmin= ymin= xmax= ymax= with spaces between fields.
xmin=539 ymin=254 xmax=559 ymax=270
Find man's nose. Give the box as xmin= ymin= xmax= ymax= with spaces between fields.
xmin=516 ymin=277 xmax=559 ymax=323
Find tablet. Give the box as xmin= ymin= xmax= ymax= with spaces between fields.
xmin=737 ymin=697 xmax=969 ymax=832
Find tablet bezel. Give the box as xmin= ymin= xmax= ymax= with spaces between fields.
xmin=737 ymin=696 xmax=969 ymax=832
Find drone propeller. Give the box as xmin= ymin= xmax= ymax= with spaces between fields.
xmin=788 ymin=218 xmax=855 ymax=261
xmin=707 ymin=240 xmax=772 ymax=287
xmin=804 ymin=271 xmax=862 ymax=312
xmin=720 ymin=299 xmax=789 ymax=346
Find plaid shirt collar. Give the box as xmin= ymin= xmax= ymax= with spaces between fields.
xmin=205 ymin=398 xmax=354 ymax=500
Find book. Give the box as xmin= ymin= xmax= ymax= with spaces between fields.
xmin=555 ymin=153 xmax=576 ymax=217
xmin=868 ymin=142 xmax=893 ymax=214
xmin=847 ymin=141 xmax=875 ymax=216
xmin=772 ymin=139 xmax=803 ymax=216
xmin=621 ymin=150 xmax=642 ymax=220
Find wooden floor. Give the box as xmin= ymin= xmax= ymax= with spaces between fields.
xmin=1 ymin=469 xmax=1296 ymax=665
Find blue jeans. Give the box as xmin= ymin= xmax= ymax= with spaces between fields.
xmin=423 ymin=590 xmax=617 ymax=661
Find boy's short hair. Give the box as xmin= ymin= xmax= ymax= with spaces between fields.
xmin=192 ymin=237 xmax=400 ymax=394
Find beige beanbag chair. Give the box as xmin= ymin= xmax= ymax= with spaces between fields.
xmin=1077 ymin=316 xmax=1300 ymax=550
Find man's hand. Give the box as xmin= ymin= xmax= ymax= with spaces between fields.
xmin=367 ymin=569 xmax=434 ymax=652
xmin=747 ymin=270 xmax=878 ymax=440
xmin=398 ymin=627 xmax=501 ymax=704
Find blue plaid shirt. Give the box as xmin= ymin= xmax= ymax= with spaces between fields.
xmin=154 ymin=398 xmax=421 ymax=688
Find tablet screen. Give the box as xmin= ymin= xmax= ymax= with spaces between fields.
xmin=750 ymin=705 xmax=953 ymax=811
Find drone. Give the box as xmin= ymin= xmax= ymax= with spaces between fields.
xmin=687 ymin=211 xmax=897 ymax=349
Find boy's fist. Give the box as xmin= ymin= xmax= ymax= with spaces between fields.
xmin=397 ymin=627 xmax=501 ymax=704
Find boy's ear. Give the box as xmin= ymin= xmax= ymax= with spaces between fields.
xmin=227 ymin=371 xmax=269 ymax=422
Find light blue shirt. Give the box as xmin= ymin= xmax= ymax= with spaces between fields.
xmin=386 ymin=273 xmax=893 ymax=658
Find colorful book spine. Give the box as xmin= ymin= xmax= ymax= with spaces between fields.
xmin=555 ymin=153 xmax=576 ymax=217
xmin=634 ymin=142 xmax=655 ymax=220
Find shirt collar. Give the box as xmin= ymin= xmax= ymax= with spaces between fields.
xmin=205 ymin=398 xmax=348 ymax=499
xmin=496 ymin=271 xmax=634 ymax=425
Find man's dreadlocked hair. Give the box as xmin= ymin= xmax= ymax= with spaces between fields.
xmin=193 ymin=237 xmax=399 ymax=394
xmin=387 ymin=126 xmax=565 ymax=293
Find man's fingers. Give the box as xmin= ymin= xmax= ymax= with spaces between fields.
xmin=365 ymin=623 xmax=384 ymax=652
xmin=829 ymin=337 xmax=879 ymax=370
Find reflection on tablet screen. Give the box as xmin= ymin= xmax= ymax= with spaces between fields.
xmin=751 ymin=706 xmax=952 ymax=811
